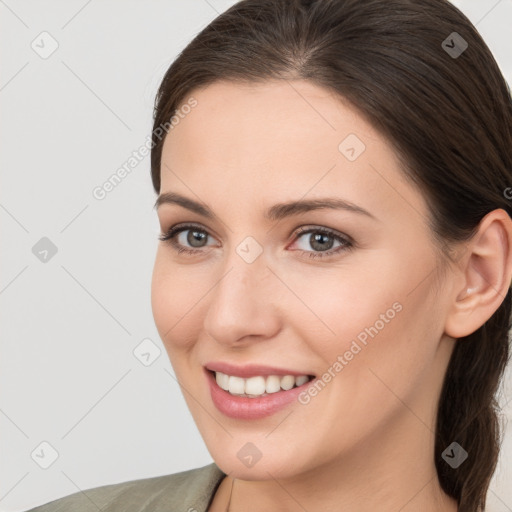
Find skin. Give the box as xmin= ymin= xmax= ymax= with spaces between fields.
xmin=151 ymin=79 xmax=512 ymax=512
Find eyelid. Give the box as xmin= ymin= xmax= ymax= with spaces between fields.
xmin=159 ymin=223 xmax=350 ymax=243
xmin=291 ymin=225 xmax=353 ymax=244
xmin=158 ymin=222 xmax=220 ymax=246
xmin=286 ymin=225 xmax=354 ymax=257
xmin=159 ymin=222 xmax=354 ymax=258
xmin=161 ymin=221 xmax=222 ymax=240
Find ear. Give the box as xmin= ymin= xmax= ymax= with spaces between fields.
xmin=444 ymin=208 xmax=512 ymax=339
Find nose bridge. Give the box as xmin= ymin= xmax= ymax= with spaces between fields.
xmin=202 ymin=240 xmax=279 ymax=344
xmin=216 ymin=233 xmax=270 ymax=303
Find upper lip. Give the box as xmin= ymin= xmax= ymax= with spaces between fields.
xmin=205 ymin=362 xmax=315 ymax=378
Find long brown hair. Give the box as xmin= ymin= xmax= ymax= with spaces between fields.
xmin=149 ymin=1 xmax=512 ymax=510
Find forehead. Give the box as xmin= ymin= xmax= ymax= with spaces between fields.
xmin=163 ymin=79 xmax=375 ymax=167
xmin=159 ymin=79 xmax=428 ymax=226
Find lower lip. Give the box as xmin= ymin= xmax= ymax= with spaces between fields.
xmin=206 ymin=369 xmax=314 ymax=420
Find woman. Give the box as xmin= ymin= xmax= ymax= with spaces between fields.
xmin=27 ymin=0 xmax=512 ymax=511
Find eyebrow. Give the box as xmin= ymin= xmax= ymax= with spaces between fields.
xmin=153 ymin=192 xmax=376 ymax=222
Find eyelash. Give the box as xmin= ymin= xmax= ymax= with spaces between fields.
xmin=158 ymin=223 xmax=354 ymax=260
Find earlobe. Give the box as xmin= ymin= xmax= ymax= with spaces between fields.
xmin=445 ymin=208 xmax=512 ymax=339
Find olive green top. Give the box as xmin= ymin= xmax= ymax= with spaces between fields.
xmin=25 ymin=463 xmax=226 ymax=512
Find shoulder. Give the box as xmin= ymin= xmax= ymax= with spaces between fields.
xmin=25 ymin=463 xmax=225 ymax=512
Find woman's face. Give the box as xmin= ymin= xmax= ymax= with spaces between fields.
xmin=151 ymin=79 xmax=455 ymax=480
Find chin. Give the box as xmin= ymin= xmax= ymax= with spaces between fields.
xmin=204 ymin=436 xmax=310 ymax=481
xmin=213 ymin=455 xmax=299 ymax=481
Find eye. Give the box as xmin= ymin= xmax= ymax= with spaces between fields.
xmin=158 ymin=223 xmax=354 ymax=260
xmin=289 ymin=226 xmax=353 ymax=259
xmin=158 ymin=223 xmax=218 ymax=255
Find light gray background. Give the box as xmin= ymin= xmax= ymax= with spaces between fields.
xmin=1 ymin=1 xmax=511 ymax=511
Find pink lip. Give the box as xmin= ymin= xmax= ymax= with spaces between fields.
xmin=205 ymin=368 xmax=315 ymax=420
xmin=205 ymin=361 xmax=313 ymax=378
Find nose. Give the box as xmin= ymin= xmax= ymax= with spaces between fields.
xmin=202 ymin=250 xmax=282 ymax=346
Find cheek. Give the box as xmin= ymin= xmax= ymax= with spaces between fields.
xmin=151 ymin=252 xmax=215 ymax=356
xmin=321 ymin=276 xmax=441 ymax=429
xmin=277 ymin=260 xmax=404 ymax=352
xmin=286 ymin=250 xmax=438 ymax=392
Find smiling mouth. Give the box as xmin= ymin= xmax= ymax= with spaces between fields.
xmin=209 ymin=370 xmax=315 ymax=398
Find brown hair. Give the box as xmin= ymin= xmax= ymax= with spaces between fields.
xmin=149 ymin=1 xmax=512 ymax=510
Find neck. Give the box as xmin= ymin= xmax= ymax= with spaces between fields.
xmin=212 ymin=410 xmax=458 ymax=512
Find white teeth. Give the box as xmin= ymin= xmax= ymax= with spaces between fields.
xmin=245 ymin=376 xmax=266 ymax=395
xmin=280 ymin=375 xmax=295 ymax=391
xmin=216 ymin=372 xmax=230 ymax=391
xmin=214 ymin=371 xmax=311 ymax=398
xmin=228 ymin=376 xmax=245 ymax=395
xmin=295 ymin=375 xmax=309 ymax=386
xmin=265 ymin=375 xmax=281 ymax=394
